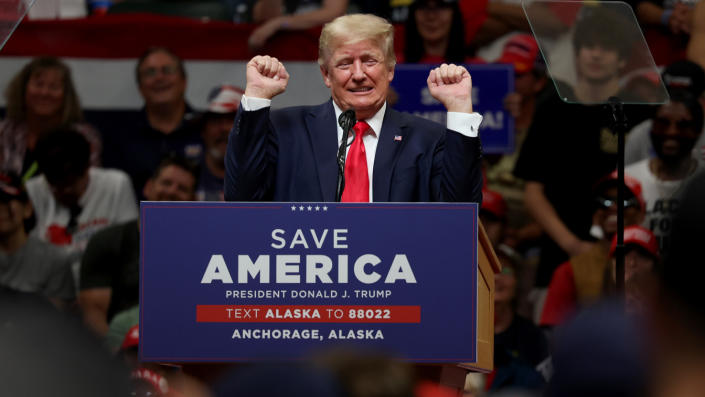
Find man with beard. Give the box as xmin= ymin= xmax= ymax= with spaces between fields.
xmin=626 ymin=90 xmax=704 ymax=254
xmin=78 ymin=156 xmax=198 ymax=336
xmin=26 ymin=129 xmax=138 ymax=287
xmin=196 ymin=85 xmax=243 ymax=201
xmin=625 ymin=60 xmax=705 ymax=166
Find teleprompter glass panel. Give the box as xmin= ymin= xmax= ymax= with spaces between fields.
xmin=522 ymin=0 xmax=669 ymax=105
xmin=0 ymin=0 xmax=34 ymax=51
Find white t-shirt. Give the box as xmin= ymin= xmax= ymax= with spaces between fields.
xmin=26 ymin=167 xmax=139 ymax=283
xmin=625 ymin=159 xmax=703 ymax=252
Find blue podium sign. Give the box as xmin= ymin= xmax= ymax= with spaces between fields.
xmin=391 ymin=63 xmax=514 ymax=154
xmin=140 ymin=202 xmax=478 ymax=362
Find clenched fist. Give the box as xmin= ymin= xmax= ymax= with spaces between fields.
xmin=244 ymin=55 xmax=290 ymax=100
xmin=427 ymin=63 xmax=473 ymax=114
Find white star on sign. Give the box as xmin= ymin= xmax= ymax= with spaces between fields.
xmin=315 ymin=206 xmax=320 ymax=211
xmin=291 ymin=205 xmax=296 ymax=211
xmin=323 ymin=206 xmax=328 ymax=211
xmin=299 ymin=205 xmax=304 ymax=211
xmin=307 ymin=206 xmax=312 ymax=211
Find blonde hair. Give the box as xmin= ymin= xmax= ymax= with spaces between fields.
xmin=318 ymin=14 xmax=396 ymax=70
xmin=4 ymin=57 xmax=83 ymax=124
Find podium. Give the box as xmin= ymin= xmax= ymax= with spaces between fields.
xmin=140 ymin=202 xmax=500 ymax=388
xmin=415 ymin=221 xmax=501 ymax=390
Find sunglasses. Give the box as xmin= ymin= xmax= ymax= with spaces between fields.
xmin=595 ymin=196 xmax=640 ymax=209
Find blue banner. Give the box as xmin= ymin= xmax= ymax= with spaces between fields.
xmin=140 ymin=202 xmax=478 ymax=362
xmin=391 ymin=63 xmax=515 ymax=154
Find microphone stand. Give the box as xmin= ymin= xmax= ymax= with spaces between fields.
xmin=336 ymin=109 xmax=356 ymax=201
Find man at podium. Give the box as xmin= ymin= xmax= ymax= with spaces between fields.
xmin=225 ymin=13 xmax=483 ymax=203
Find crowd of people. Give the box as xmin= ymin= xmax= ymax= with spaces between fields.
xmin=2 ymin=0 xmax=705 ymax=396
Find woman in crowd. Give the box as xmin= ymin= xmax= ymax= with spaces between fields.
xmin=0 ymin=56 xmax=101 ymax=181
xmin=402 ymin=0 xmax=468 ymax=64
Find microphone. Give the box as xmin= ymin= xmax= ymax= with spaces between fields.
xmin=336 ymin=108 xmax=356 ymax=201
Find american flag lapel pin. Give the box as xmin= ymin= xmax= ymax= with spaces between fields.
xmin=394 ymin=135 xmax=402 ymax=142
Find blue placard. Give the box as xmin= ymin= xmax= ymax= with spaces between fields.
xmin=140 ymin=202 xmax=478 ymax=362
xmin=391 ymin=63 xmax=514 ymax=154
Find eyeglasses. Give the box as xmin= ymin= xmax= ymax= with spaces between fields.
xmin=139 ymin=65 xmax=179 ymax=79
xmin=595 ymin=196 xmax=640 ymax=209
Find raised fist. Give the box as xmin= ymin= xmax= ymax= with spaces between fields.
xmin=427 ymin=63 xmax=473 ymax=114
xmin=244 ymin=55 xmax=290 ymax=100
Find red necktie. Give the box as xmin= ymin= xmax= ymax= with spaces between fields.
xmin=341 ymin=121 xmax=370 ymax=202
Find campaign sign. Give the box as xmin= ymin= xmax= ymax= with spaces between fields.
xmin=391 ymin=63 xmax=514 ymax=154
xmin=140 ymin=202 xmax=478 ymax=362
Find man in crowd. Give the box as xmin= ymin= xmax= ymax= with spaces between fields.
xmin=79 ymin=156 xmax=198 ymax=336
xmin=103 ymin=47 xmax=203 ymax=199
xmin=626 ymin=90 xmax=704 ymax=253
xmin=225 ymin=13 xmax=483 ymax=203
xmin=0 ymin=172 xmax=74 ymax=309
xmin=196 ymin=84 xmax=243 ymax=201
xmin=540 ymin=171 xmax=646 ymax=326
xmin=26 ymin=128 xmax=138 ymax=285
xmin=625 ymin=60 xmax=705 ymax=166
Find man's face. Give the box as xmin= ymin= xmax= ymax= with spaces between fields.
xmin=623 ymin=248 xmax=655 ymax=282
xmin=575 ymin=44 xmax=625 ymax=85
xmin=138 ymin=51 xmax=186 ymax=107
xmin=49 ymin=171 xmax=90 ymax=208
xmin=0 ymin=199 xmax=30 ymax=237
xmin=320 ymin=39 xmax=394 ymax=120
xmin=144 ymin=165 xmax=196 ymax=202
xmin=593 ymin=186 xmax=644 ymax=237
xmin=25 ymin=68 xmax=65 ymax=118
xmin=651 ymin=101 xmax=701 ymax=164
xmin=612 ymin=247 xmax=657 ymax=314
xmin=202 ymin=114 xmax=234 ymax=162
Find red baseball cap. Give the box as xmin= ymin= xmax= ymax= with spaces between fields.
xmin=609 ymin=225 xmax=659 ymax=259
xmin=495 ymin=34 xmax=541 ymax=74
xmin=481 ymin=189 xmax=507 ymax=219
xmin=121 ymin=324 xmax=139 ymax=351
xmin=593 ymin=170 xmax=646 ymax=212
xmin=130 ymin=367 xmax=170 ymax=395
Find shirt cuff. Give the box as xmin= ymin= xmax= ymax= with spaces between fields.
xmin=447 ymin=112 xmax=482 ymax=138
xmin=241 ymin=94 xmax=272 ymax=111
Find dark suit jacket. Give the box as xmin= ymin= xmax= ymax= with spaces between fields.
xmin=225 ymin=100 xmax=482 ymax=203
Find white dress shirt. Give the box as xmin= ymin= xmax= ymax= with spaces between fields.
xmin=241 ymin=95 xmax=483 ymax=201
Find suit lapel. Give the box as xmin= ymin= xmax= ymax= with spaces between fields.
xmin=373 ymin=108 xmax=407 ymax=202
xmin=305 ymin=101 xmax=338 ymax=201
